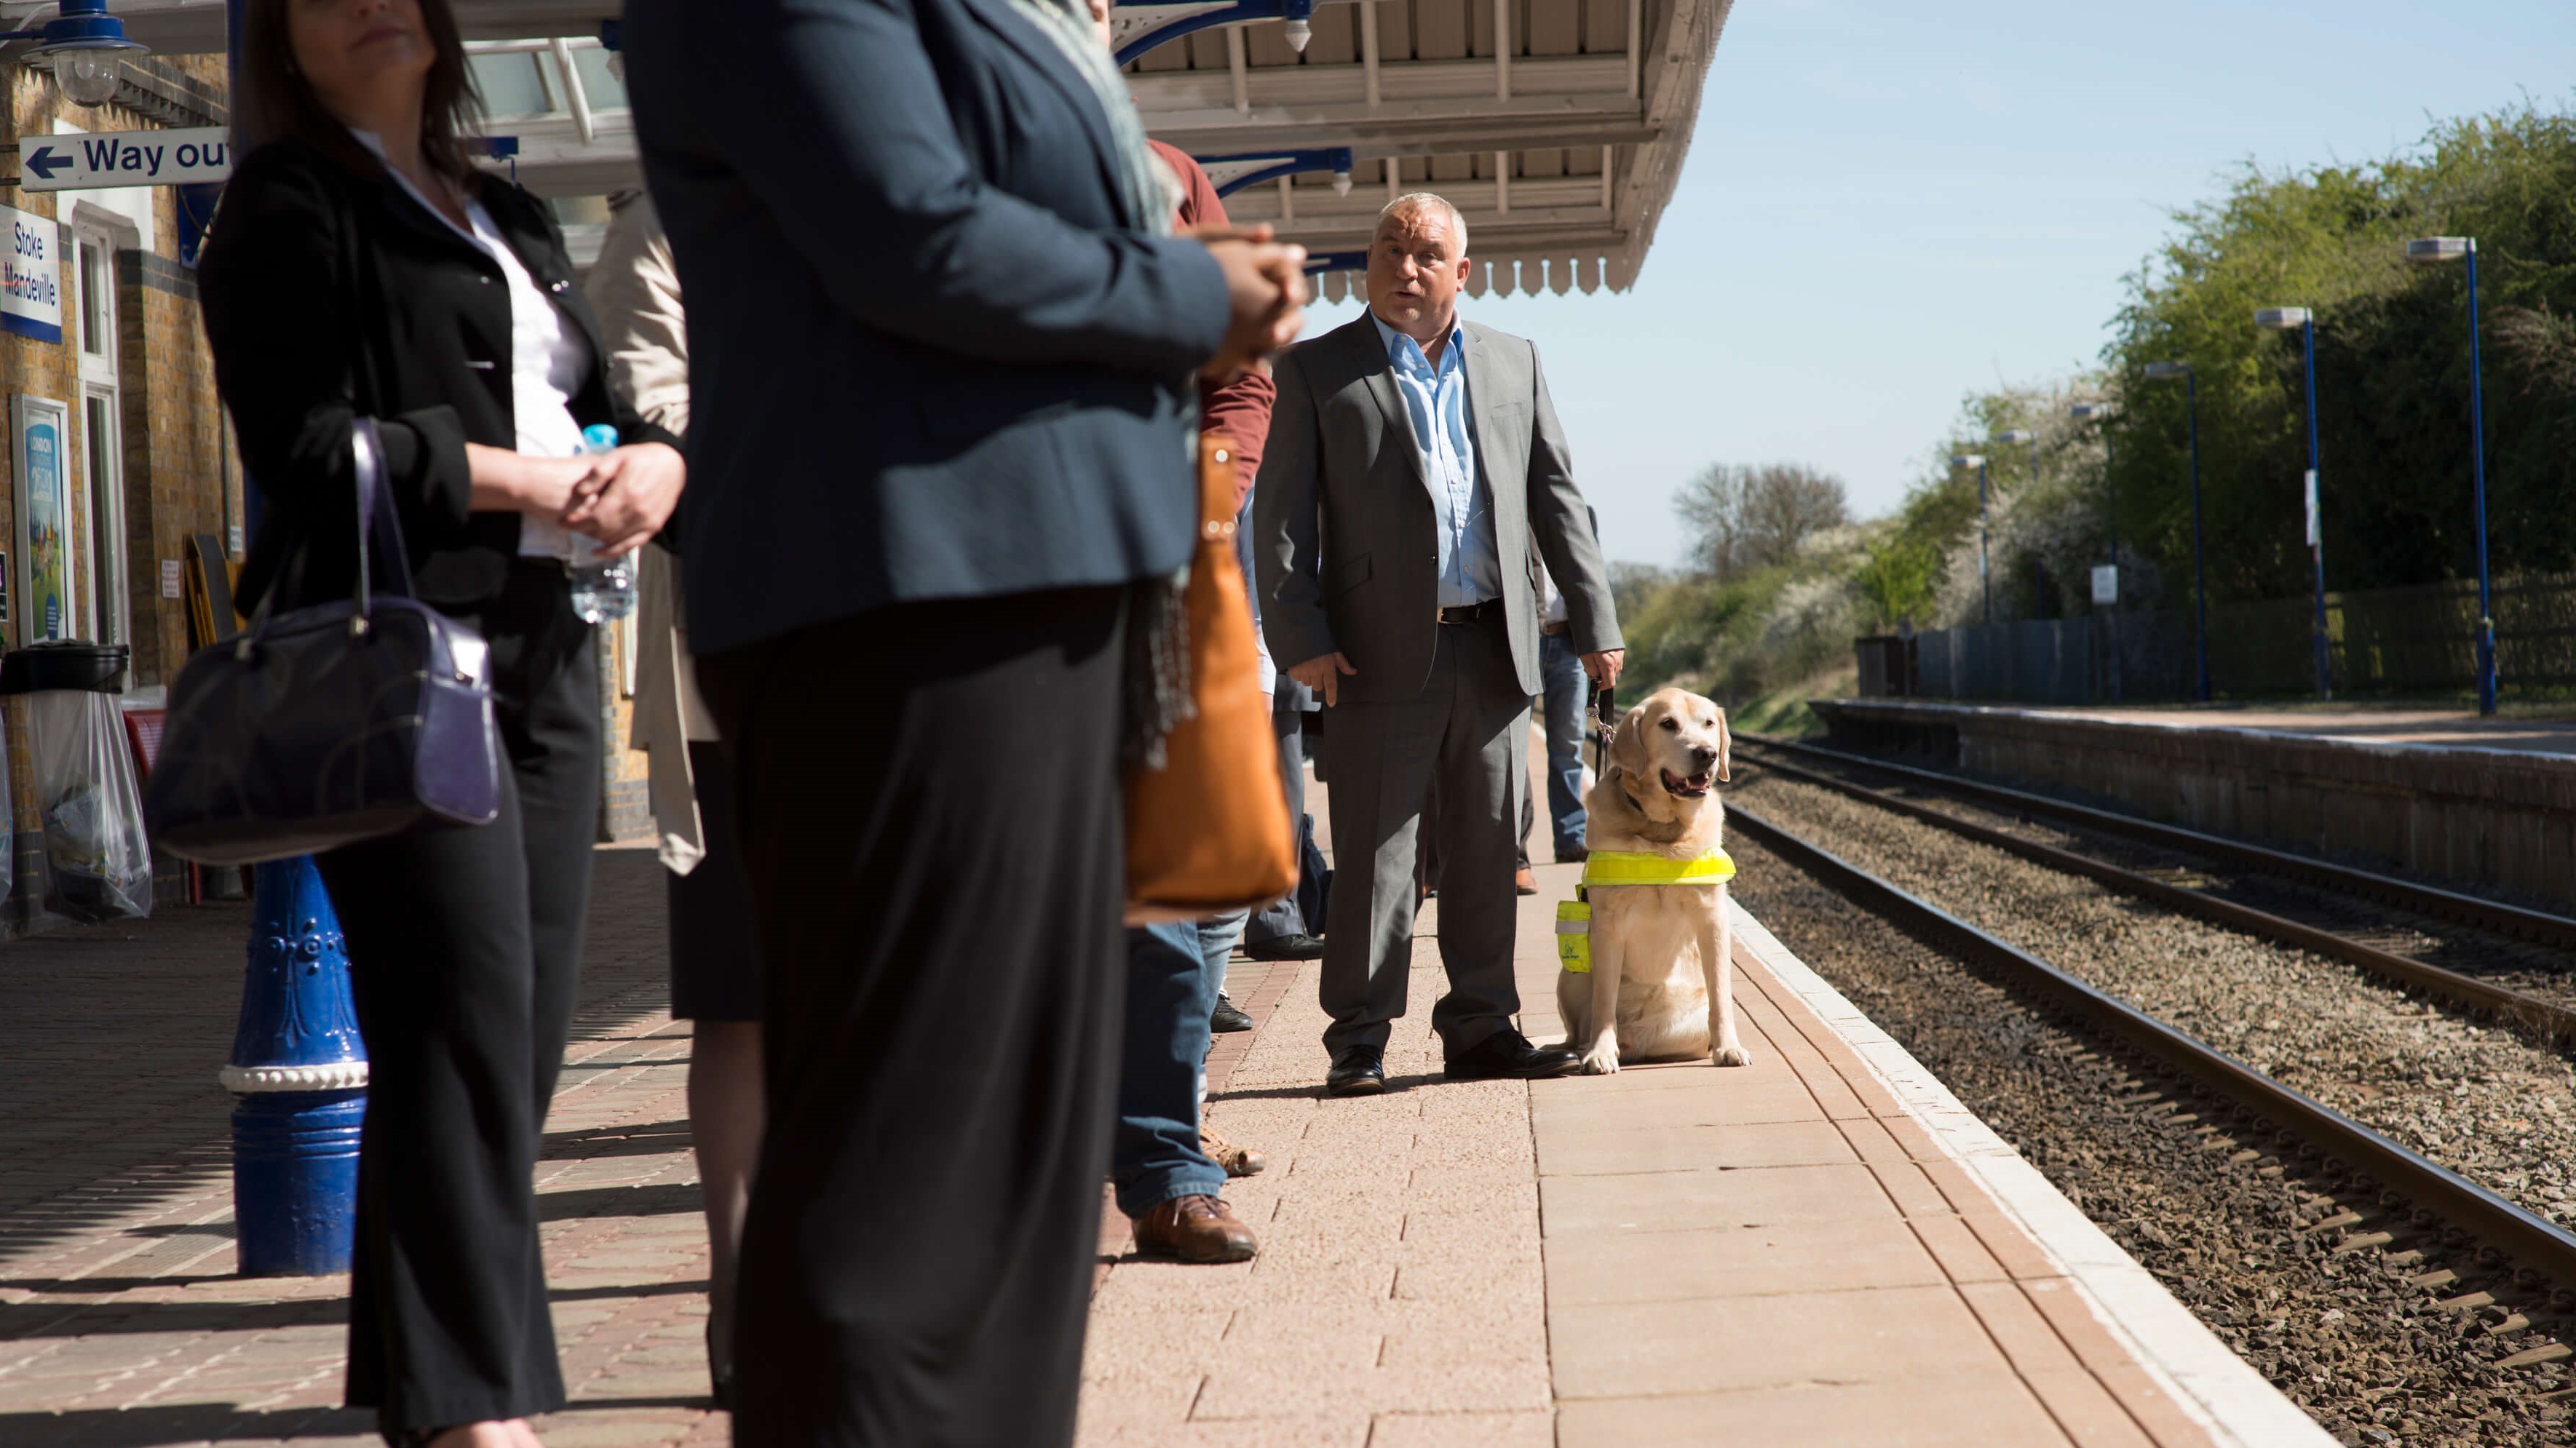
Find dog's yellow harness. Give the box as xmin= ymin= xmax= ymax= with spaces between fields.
xmin=1555 ymin=849 xmax=1737 ymax=974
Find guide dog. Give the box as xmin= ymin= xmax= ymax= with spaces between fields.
xmin=1555 ymin=687 xmax=1751 ymax=1074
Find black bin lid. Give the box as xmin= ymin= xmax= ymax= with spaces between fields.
xmin=0 ymin=643 xmax=130 ymax=695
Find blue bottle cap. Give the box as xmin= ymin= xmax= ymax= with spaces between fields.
xmin=581 ymin=423 xmax=620 ymax=453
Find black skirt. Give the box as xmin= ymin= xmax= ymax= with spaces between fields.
xmin=668 ymin=740 xmax=762 ymax=1022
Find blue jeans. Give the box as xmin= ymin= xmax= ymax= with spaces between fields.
xmin=1200 ymin=909 xmax=1247 ymax=1002
xmin=1538 ymin=632 xmax=1588 ymax=857
xmin=1111 ymin=921 xmax=1226 ymax=1218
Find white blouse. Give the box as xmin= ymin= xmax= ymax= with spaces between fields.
xmin=351 ymin=130 xmax=593 ymax=560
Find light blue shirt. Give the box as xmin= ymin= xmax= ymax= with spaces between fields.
xmin=1373 ymin=314 xmax=1500 ymax=608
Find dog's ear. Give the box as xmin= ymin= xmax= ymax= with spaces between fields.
xmin=1608 ymin=704 xmax=1646 ymax=781
xmin=1714 ymin=707 xmax=1732 ymax=782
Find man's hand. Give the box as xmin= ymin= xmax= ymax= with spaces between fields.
xmin=1288 ymin=651 xmax=1358 ymax=708
xmin=1581 ymin=648 xmax=1625 ymax=691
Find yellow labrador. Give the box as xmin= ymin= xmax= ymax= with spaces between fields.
xmin=1556 ymin=687 xmax=1751 ymax=1074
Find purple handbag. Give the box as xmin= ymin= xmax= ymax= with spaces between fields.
xmin=144 ymin=418 xmax=503 ymax=864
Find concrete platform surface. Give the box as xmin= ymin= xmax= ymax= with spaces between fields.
xmin=1080 ymin=856 xmax=2331 ymax=1447
xmin=1850 ymin=699 xmax=2576 ymax=757
xmin=1 ymin=788 xmax=2327 ymax=1445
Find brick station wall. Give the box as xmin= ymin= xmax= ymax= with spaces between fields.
xmin=0 ymin=60 xmax=237 ymax=935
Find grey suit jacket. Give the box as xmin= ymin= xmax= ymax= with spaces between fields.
xmin=1254 ymin=313 xmax=1620 ymax=705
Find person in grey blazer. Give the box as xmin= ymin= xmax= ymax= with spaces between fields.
xmin=1255 ymin=192 xmax=1623 ymax=1094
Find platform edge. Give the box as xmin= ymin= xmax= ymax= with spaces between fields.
xmin=1727 ymin=896 xmax=2339 ymax=1448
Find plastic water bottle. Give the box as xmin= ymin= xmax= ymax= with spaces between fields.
xmin=567 ymin=423 xmax=636 ymax=624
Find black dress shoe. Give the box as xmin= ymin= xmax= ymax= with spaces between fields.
xmin=1210 ymin=995 xmax=1254 ymax=1033
xmin=1325 ymin=1048 xmax=1385 ymax=1097
xmin=1445 ymin=1029 xmax=1582 ymax=1081
xmin=1245 ymin=932 xmax=1326 ymax=962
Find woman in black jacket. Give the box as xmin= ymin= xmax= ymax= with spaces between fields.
xmin=198 ymin=3 xmax=682 ymax=1444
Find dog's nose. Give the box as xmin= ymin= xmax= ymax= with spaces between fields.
xmin=1689 ymin=745 xmax=1719 ymax=769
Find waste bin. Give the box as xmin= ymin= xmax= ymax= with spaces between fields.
xmin=0 ymin=642 xmax=150 ymax=921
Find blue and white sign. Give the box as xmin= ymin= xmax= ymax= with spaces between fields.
xmin=0 ymin=204 xmax=62 ymax=344
xmin=21 ymin=127 xmax=231 ymax=191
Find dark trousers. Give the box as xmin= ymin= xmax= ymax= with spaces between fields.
xmin=1245 ymin=699 xmax=1327 ymax=944
xmin=1320 ymin=613 xmax=1529 ymax=1058
xmin=1112 ymin=921 xmax=1224 ymax=1218
xmin=317 ymin=564 xmax=601 ymax=1432
xmin=698 ymin=587 xmax=1129 ymax=1448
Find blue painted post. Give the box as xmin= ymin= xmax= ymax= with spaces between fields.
xmin=2465 ymin=242 xmax=2495 ymax=715
xmin=2302 ymin=318 xmax=2329 ymax=700
xmin=221 ymin=856 xmax=366 ymax=1276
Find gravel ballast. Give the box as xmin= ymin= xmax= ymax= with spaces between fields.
xmin=1722 ymin=787 xmax=2576 ymax=1447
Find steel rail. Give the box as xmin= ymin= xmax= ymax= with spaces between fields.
xmin=1740 ymin=732 xmax=2576 ymax=952
xmin=1724 ymin=803 xmax=2576 ymax=1292
xmin=1732 ymin=740 xmax=2576 ymax=1042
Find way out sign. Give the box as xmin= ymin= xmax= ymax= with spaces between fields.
xmin=20 ymin=127 xmax=230 ymax=191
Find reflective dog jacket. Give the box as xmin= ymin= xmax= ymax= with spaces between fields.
xmin=1557 ymin=848 xmax=1737 ymax=973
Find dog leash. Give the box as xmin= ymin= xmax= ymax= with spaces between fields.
xmin=1586 ymin=682 xmax=1617 ymax=776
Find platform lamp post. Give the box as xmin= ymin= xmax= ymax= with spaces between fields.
xmin=2256 ymin=306 xmax=2329 ymax=700
xmin=2071 ymin=402 xmax=2120 ymax=699
xmin=1950 ymin=454 xmax=1992 ymax=624
xmin=2142 ymin=362 xmax=2210 ymax=702
xmin=216 ymin=0 xmax=368 ymax=1277
xmin=1994 ymin=429 xmax=2041 ymax=616
xmin=2408 ymin=236 xmax=2497 ymax=715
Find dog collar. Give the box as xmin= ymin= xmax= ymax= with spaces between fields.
xmin=1582 ymin=848 xmax=1736 ymax=888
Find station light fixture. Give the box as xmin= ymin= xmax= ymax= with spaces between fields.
xmin=2143 ymin=361 xmax=2190 ymax=380
xmin=2068 ymin=402 xmax=2116 ymax=420
xmin=1994 ymin=429 xmax=2034 ymax=445
xmin=2252 ymin=305 xmax=2329 ymax=699
xmin=1949 ymin=453 xmax=1983 ymax=469
xmin=2 ymin=1 xmax=147 ymax=107
xmin=2408 ymin=234 xmax=2497 ymax=714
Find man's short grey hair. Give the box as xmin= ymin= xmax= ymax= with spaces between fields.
xmin=1376 ymin=191 xmax=1468 ymax=255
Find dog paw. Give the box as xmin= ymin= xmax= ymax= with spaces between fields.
xmin=1711 ymin=1043 xmax=1752 ymax=1067
xmin=1579 ymin=1047 xmax=1621 ymax=1075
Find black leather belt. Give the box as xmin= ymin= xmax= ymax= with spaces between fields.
xmin=1437 ymin=600 xmax=1500 ymax=625
xmin=1539 ymin=619 xmax=1570 ymax=637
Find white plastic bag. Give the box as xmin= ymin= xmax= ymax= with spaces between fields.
xmin=31 ymin=691 xmax=151 ymax=922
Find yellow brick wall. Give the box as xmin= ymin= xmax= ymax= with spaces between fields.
xmin=0 ymin=60 xmax=237 ymax=930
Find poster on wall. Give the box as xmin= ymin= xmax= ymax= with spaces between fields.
xmin=0 ymin=204 xmax=63 ymax=344
xmin=15 ymin=395 xmax=72 ymax=643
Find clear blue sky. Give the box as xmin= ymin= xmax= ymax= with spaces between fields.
xmin=1301 ymin=0 xmax=2576 ymax=568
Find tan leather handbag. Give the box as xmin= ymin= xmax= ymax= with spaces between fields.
xmin=1126 ymin=432 xmax=1298 ymax=923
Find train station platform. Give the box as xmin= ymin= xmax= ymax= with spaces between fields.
xmin=1 ymin=834 xmax=2326 ymax=1446
xmin=1812 ymin=697 xmax=2576 ymax=910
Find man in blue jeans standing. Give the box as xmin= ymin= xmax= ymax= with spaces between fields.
xmin=1531 ymin=559 xmax=1591 ymax=864
xmin=1115 ymin=922 xmax=1259 ymax=1262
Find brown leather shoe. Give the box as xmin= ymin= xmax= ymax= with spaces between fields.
xmin=1515 ymin=867 xmax=1538 ymax=896
xmin=1131 ymin=1195 xmax=1259 ymax=1263
xmin=1200 ymin=1126 xmax=1267 ymax=1178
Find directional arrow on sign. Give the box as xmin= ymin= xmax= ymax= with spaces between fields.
xmin=20 ymin=147 xmax=66 ymax=183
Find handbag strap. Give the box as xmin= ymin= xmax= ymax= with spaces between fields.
xmin=349 ymin=416 xmax=419 ymax=614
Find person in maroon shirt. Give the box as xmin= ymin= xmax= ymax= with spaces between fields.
xmin=1109 ymin=137 xmax=1285 ymax=1262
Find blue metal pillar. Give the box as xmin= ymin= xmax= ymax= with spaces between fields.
xmin=2302 ymin=319 xmax=2329 ymax=700
xmin=2187 ymin=375 xmax=2209 ymax=703
xmin=221 ymin=856 xmax=366 ymax=1276
xmin=216 ymin=0 xmax=368 ymax=1278
xmin=2465 ymin=242 xmax=2495 ymax=715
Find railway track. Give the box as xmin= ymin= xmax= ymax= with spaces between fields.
xmin=1734 ymin=733 xmax=2576 ymax=1043
xmin=1722 ymin=800 xmax=2576 ymax=1309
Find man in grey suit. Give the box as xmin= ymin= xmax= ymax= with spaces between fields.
xmin=1255 ymin=192 xmax=1624 ymax=1095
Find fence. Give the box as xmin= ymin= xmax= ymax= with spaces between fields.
xmin=1872 ymin=574 xmax=2576 ymax=705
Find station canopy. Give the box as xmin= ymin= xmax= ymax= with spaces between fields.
xmin=95 ymin=0 xmax=1726 ymax=295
